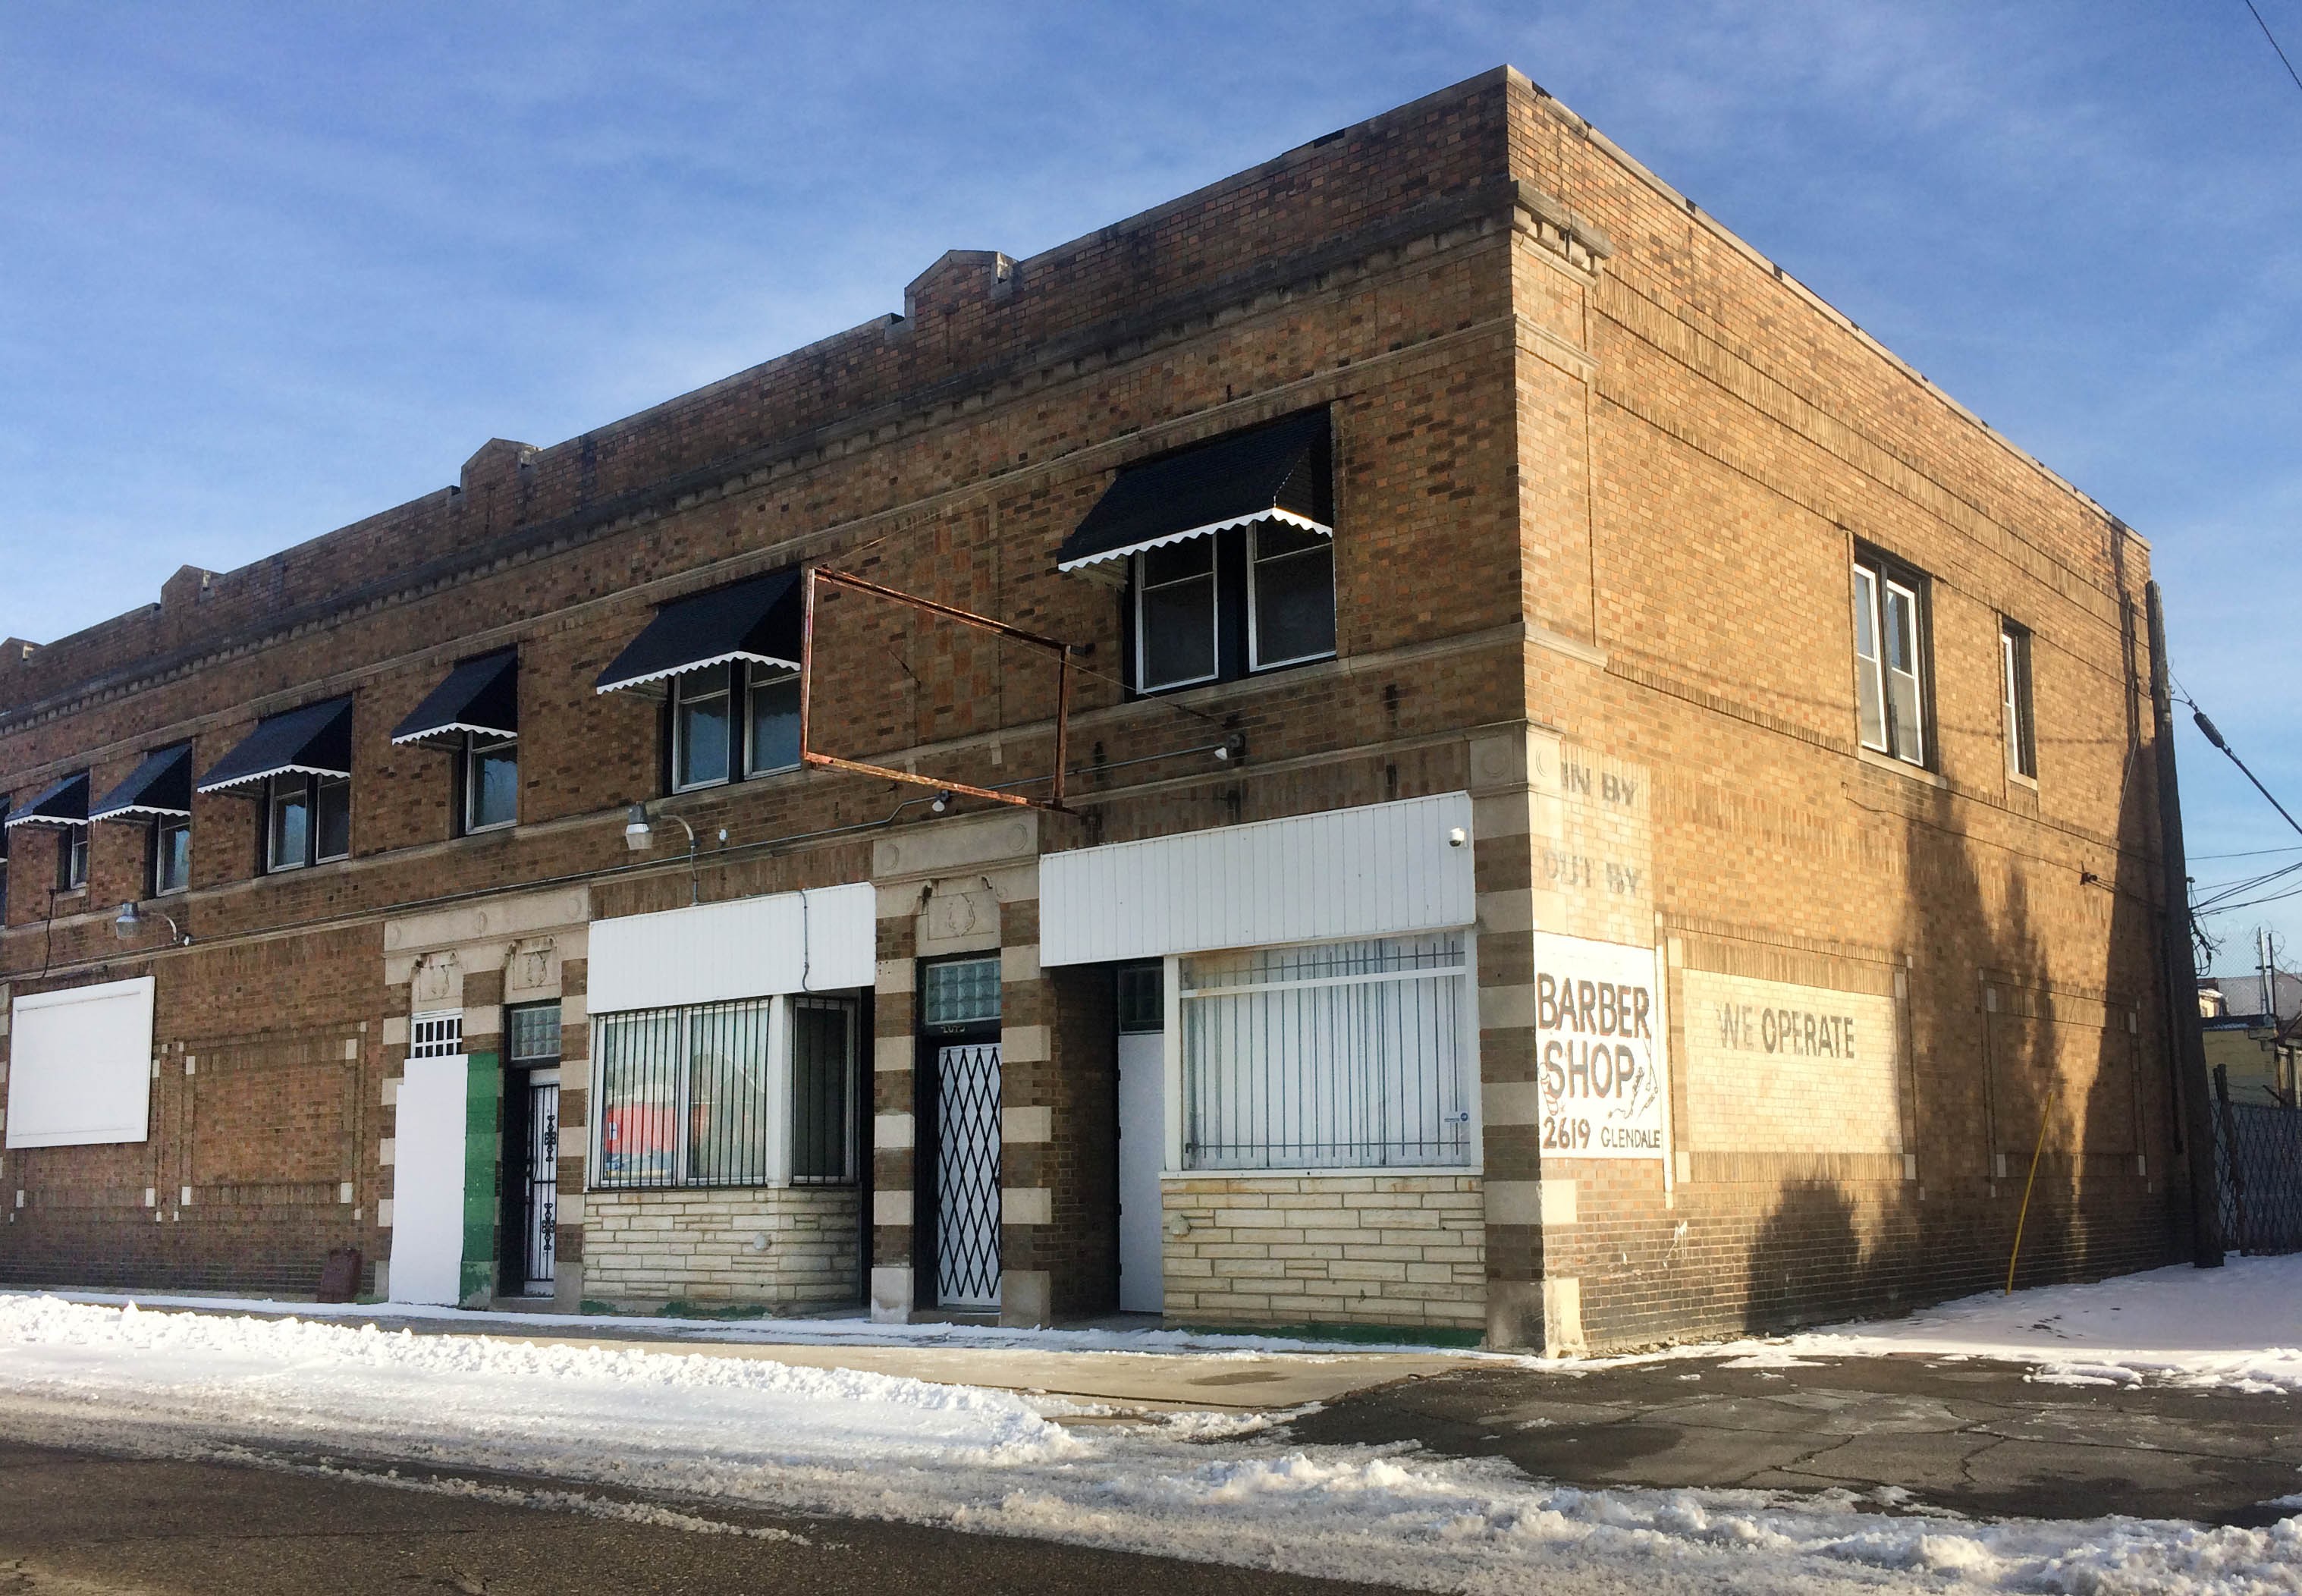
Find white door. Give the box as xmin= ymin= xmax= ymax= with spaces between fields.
xmin=388 ymin=1054 xmax=469 ymax=1305
xmin=1117 ymin=1030 xmax=1165 ymax=1312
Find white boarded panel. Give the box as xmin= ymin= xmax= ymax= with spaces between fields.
xmin=387 ymin=1054 xmax=468 ymax=1305
xmin=6 ymin=977 xmax=154 ymax=1148
xmin=1042 ymin=792 xmax=1474 ymax=966
xmin=588 ymin=881 xmax=875 ymax=1014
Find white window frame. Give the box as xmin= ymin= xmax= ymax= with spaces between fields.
xmin=1245 ymin=521 xmax=1338 ymax=672
xmin=671 ymin=668 xmax=733 ymax=793
xmin=265 ymin=774 xmax=309 ymax=872
xmin=463 ymin=732 xmax=519 ymax=834
xmin=2002 ymin=620 xmax=2037 ymax=781
xmin=744 ymin=665 xmax=803 ymax=778
xmin=1132 ymin=539 xmax=1221 ymax=693
xmin=152 ymin=813 xmax=190 ymax=897
xmin=410 ymin=1011 xmax=464 ymax=1059
xmin=1851 ymin=554 xmax=1930 ymax=769
xmin=58 ymin=825 xmax=88 ymax=892
xmin=1170 ymin=932 xmax=1480 ymax=1175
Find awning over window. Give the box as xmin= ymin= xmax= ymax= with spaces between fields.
xmin=391 ymin=649 xmax=520 ymax=746
xmin=196 ymin=697 xmax=353 ymax=794
xmin=1055 ymin=411 xmax=1332 ymax=572
xmin=90 ymin=743 xmax=193 ymax=822
xmin=593 ymin=568 xmax=804 ymax=696
xmin=3 ymin=771 xmax=90 ymax=831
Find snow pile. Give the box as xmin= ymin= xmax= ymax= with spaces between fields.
xmin=4 ymin=1295 xmax=2302 ymax=1594
xmin=1732 ymin=1257 xmax=2302 ymax=1393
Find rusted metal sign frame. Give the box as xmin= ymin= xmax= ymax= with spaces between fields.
xmin=799 ymin=565 xmax=1073 ymax=812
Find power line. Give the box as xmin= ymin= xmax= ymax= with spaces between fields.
xmin=2193 ymin=844 xmax=2302 ymax=861
xmin=2244 ymin=0 xmax=2302 ymax=96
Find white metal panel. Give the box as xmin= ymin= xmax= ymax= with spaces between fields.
xmin=1041 ymin=792 xmax=1473 ymax=966
xmin=387 ymin=1054 xmax=468 ymax=1305
xmin=5 ymin=977 xmax=154 ymax=1148
xmin=587 ymin=881 xmax=875 ymax=1013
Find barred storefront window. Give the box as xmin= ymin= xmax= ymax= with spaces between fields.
xmin=590 ymin=994 xmax=858 ymax=1189
xmin=1181 ymin=932 xmax=1474 ymax=1170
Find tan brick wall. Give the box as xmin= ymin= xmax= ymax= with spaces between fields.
xmin=583 ymin=1187 xmax=859 ymax=1310
xmin=1161 ymin=1174 xmax=1484 ymax=1331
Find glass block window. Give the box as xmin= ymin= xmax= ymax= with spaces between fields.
xmin=410 ymin=1012 xmax=463 ymax=1059
xmin=507 ymin=1002 xmax=561 ymax=1063
xmin=922 ymin=957 xmax=1001 ymax=1029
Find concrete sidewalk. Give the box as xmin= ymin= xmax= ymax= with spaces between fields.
xmin=1286 ymin=1351 xmax=2302 ymax=1525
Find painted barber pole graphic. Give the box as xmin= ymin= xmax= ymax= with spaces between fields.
xmin=1531 ymin=931 xmax=1669 ymax=1159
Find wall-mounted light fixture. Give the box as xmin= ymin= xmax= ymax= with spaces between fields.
xmin=114 ymin=902 xmax=190 ymax=946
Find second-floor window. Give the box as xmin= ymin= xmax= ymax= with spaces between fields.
xmin=57 ymin=825 xmax=87 ymax=892
xmin=2002 ymin=620 xmax=2037 ymax=781
xmin=463 ymin=734 xmax=519 ymax=832
xmin=671 ymin=662 xmax=804 ymax=793
xmin=152 ymin=814 xmax=190 ymax=896
xmin=1851 ymin=552 xmax=1930 ymax=768
xmin=267 ymin=772 xmax=350 ymax=871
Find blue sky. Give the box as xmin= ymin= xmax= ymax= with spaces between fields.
xmin=3 ymin=2 xmax=2299 ymax=968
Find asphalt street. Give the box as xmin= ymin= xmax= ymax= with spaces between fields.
xmin=1289 ymin=1353 xmax=2302 ymax=1525
xmin=0 ymin=1440 xmax=1414 ymax=1596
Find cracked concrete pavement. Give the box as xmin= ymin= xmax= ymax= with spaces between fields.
xmin=1285 ymin=1353 xmax=2302 ymax=1525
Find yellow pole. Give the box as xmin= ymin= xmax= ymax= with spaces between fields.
xmin=2005 ymin=1086 xmax=2057 ymax=1296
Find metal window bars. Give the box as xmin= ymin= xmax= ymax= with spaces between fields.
xmin=590 ymin=994 xmax=859 ymax=1189
xmin=410 ymin=1013 xmax=463 ymax=1059
xmin=592 ymin=998 xmax=776 ymax=1189
xmin=1180 ymin=933 xmax=1474 ymax=1170
xmin=790 ymin=996 xmax=859 ymax=1184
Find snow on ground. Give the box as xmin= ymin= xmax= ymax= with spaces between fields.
xmin=1700 ymin=1255 xmax=2302 ymax=1394
xmin=3 ymin=1294 xmax=2301 ymax=1594
xmin=17 ymin=1287 xmax=1444 ymax=1358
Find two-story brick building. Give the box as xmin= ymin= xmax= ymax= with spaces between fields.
xmin=0 ymin=67 xmax=2192 ymax=1352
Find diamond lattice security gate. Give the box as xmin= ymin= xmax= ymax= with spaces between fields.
xmin=935 ymin=1043 xmax=1003 ymax=1309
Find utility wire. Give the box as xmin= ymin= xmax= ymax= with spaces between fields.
xmin=2244 ymin=0 xmax=2302 ymax=95
xmin=2189 ymin=700 xmax=2302 ymax=842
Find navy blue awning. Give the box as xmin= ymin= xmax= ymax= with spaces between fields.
xmin=594 ymin=568 xmax=803 ymax=696
xmin=1056 ymin=412 xmax=1332 ymax=572
xmin=391 ymin=649 xmax=520 ymax=746
xmin=3 ymin=770 xmax=90 ymax=831
xmin=90 ymin=743 xmax=193 ymax=822
xmin=196 ymin=698 xmax=353 ymax=794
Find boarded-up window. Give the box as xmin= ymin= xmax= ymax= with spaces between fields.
xmin=5 ymin=977 xmax=155 ymax=1149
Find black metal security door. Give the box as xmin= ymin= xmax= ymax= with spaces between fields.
xmin=934 ymin=1042 xmax=1003 ymax=1308
xmin=524 ymin=1079 xmax=559 ymax=1290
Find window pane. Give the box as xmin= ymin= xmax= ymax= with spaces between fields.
xmin=60 ymin=828 xmax=87 ymax=891
xmin=315 ymin=775 xmax=351 ymax=861
xmin=155 ymin=817 xmax=190 ymax=894
xmin=1252 ymin=535 xmax=1336 ymax=666
xmin=923 ymin=957 xmax=1001 ymax=1028
xmin=747 ymin=671 xmax=802 ymax=774
xmin=1140 ymin=536 xmax=1214 ymax=586
xmin=470 ymin=740 xmax=518 ymax=829
xmin=1885 ymin=582 xmax=1924 ymax=764
xmin=508 ymin=1002 xmax=561 ymax=1063
xmin=595 ymin=1011 xmax=683 ymax=1187
xmin=1116 ymin=963 xmax=1164 ymax=1032
xmin=676 ymin=682 xmax=730 ymax=789
xmin=1141 ymin=573 xmax=1216 ymax=689
xmin=269 ymin=781 xmax=309 ymax=870
xmin=791 ymin=998 xmax=856 ymax=1183
xmin=1180 ymin=934 xmax=1471 ymax=1171
xmin=1852 ymin=567 xmax=1886 ymax=752
xmin=686 ymin=999 xmax=774 ymax=1185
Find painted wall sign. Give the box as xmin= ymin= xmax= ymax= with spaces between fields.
xmin=1680 ymin=969 xmax=1902 ymax=1154
xmin=1531 ymin=931 xmax=1668 ymax=1159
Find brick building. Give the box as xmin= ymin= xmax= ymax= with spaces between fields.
xmin=0 ymin=68 xmax=2191 ymax=1351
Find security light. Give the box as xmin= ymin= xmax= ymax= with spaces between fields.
xmin=931 ymin=791 xmax=953 ymax=814
xmin=115 ymin=901 xmax=189 ymax=946
xmin=623 ymin=804 xmax=653 ymax=851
